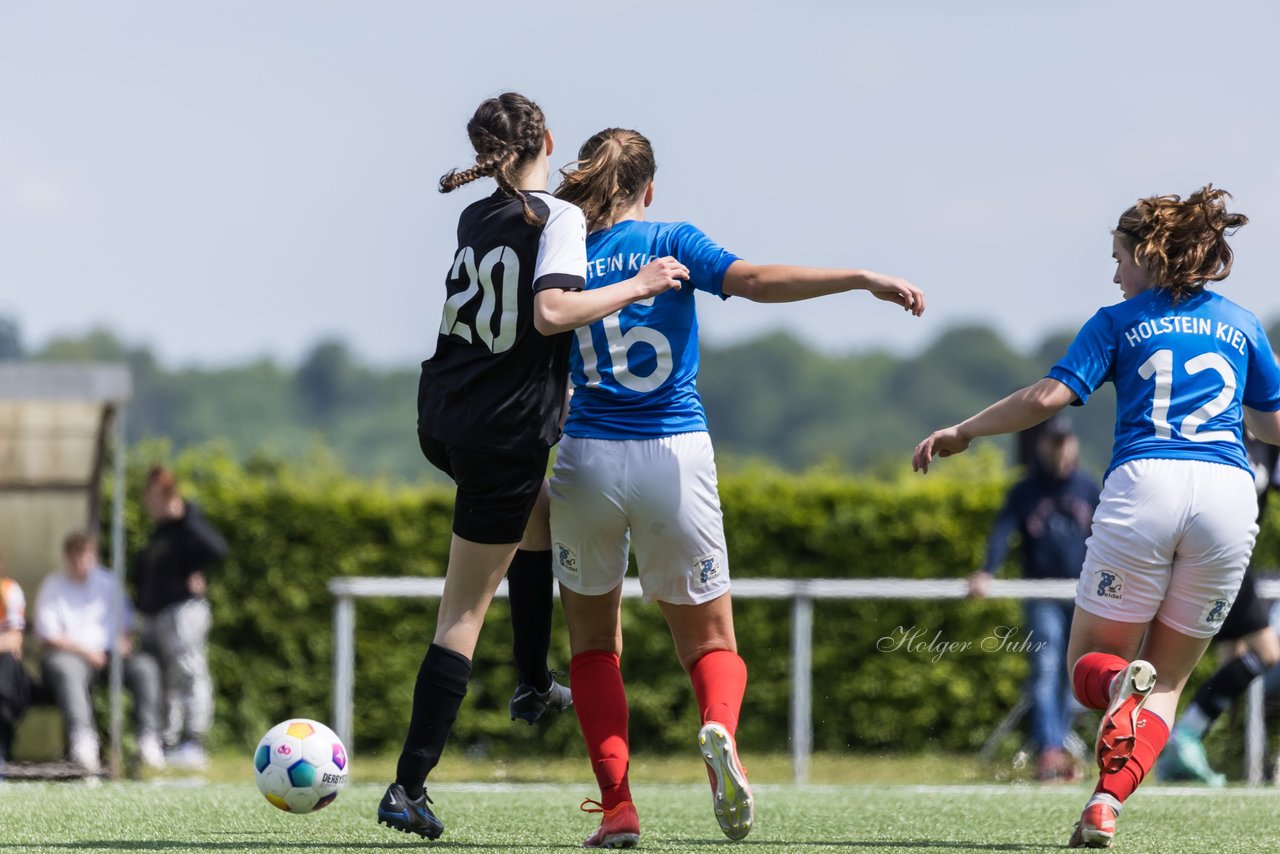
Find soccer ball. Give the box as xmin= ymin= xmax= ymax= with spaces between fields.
xmin=253 ymin=718 xmax=350 ymax=813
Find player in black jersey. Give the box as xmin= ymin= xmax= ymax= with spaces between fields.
xmin=378 ymin=93 xmax=687 ymax=840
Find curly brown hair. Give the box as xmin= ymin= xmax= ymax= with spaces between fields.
xmin=439 ymin=92 xmax=547 ymax=225
xmin=1113 ymin=184 xmax=1248 ymax=303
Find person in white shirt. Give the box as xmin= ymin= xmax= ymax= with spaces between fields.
xmin=35 ymin=530 xmax=163 ymax=771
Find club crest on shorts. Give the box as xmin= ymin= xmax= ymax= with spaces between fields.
xmin=555 ymin=542 xmax=578 ymax=576
xmin=1093 ymin=569 xmax=1123 ymax=601
xmin=1203 ymin=598 xmax=1230 ymax=626
xmin=696 ymin=554 xmax=721 ymax=585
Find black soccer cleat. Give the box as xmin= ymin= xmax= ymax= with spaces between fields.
xmin=377 ymin=783 xmax=444 ymax=839
xmin=510 ymin=676 xmax=573 ymax=724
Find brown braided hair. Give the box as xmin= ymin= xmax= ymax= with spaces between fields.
xmin=556 ymin=128 xmax=655 ymax=231
xmin=439 ymin=92 xmax=547 ymax=225
xmin=1113 ymin=184 xmax=1248 ymax=303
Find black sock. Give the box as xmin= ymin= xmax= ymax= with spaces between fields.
xmin=1191 ymin=650 xmax=1266 ymax=723
xmin=395 ymin=643 xmax=472 ymax=798
xmin=0 ymin=719 xmax=12 ymax=762
xmin=507 ymin=549 xmax=554 ymax=691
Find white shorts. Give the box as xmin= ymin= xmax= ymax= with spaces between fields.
xmin=549 ymin=432 xmax=730 ymax=605
xmin=1076 ymin=458 xmax=1259 ymax=638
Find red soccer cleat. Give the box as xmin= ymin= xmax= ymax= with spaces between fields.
xmin=1068 ymin=794 xmax=1120 ymax=848
xmin=580 ymin=798 xmax=640 ymax=849
xmin=1096 ymin=659 xmax=1157 ymax=773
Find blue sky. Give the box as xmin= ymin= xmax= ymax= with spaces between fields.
xmin=3 ymin=1 xmax=1278 ymax=366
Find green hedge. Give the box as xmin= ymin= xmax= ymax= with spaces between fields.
xmin=107 ymin=445 xmax=1278 ymax=757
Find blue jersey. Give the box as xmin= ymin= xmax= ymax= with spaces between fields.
xmin=1047 ymin=288 xmax=1280 ymax=477
xmin=564 ymin=220 xmax=739 ymax=439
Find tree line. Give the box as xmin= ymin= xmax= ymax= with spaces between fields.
xmin=11 ymin=314 xmax=1235 ymax=481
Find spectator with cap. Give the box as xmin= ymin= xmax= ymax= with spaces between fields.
xmin=971 ymin=416 xmax=1101 ymax=781
xmin=35 ymin=531 xmax=163 ymax=771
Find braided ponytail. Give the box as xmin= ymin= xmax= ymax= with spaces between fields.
xmin=556 ymin=129 xmax=656 ymax=231
xmin=439 ymin=92 xmax=547 ymax=225
xmin=1114 ymin=184 xmax=1248 ymax=302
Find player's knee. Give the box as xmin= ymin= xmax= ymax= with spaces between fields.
xmin=1254 ymin=630 xmax=1280 ymax=668
xmin=678 ymin=640 xmax=736 ymax=673
xmin=569 ymin=629 xmax=621 ymax=658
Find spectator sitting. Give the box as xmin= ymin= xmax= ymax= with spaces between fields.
xmin=135 ymin=466 xmax=228 ymax=769
xmin=35 ymin=531 xmax=163 ymax=771
xmin=1 ymin=554 xmax=33 ymax=767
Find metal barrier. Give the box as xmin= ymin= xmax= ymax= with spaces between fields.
xmin=329 ymin=576 xmax=1279 ymax=785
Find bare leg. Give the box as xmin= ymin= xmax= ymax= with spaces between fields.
xmin=560 ymin=583 xmax=623 ymax=657
xmin=432 ymin=535 xmax=519 ymax=659
xmin=1137 ymin=620 xmax=1215 ymax=724
xmin=658 ymin=592 xmax=737 ymax=672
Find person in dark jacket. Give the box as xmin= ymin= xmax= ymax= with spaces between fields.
xmin=134 ymin=466 xmax=228 ymax=769
xmin=970 ymin=417 xmax=1101 ymax=781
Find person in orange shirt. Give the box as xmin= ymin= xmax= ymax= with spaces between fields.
xmin=0 ymin=553 xmax=32 ymax=766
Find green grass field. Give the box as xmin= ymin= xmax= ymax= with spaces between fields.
xmin=1 ymin=778 xmax=1279 ymax=853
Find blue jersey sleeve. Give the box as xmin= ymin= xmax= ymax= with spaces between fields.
xmin=1046 ymin=309 xmax=1117 ymax=405
xmin=1244 ymin=319 xmax=1280 ymax=411
xmin=669 ymin=223 xmax=739 ymax=299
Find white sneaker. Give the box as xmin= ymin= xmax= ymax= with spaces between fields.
xmin=138 ymin=733 xmax=166 ymax=769
xmin=697 ymin=722 xmax=754 ymax=840
xmin=69 ymin=731 xmax=101 ymax=774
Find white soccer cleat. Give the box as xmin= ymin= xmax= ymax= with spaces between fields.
xmin=698 ymin=722 xmax=753 ymax=841
xmin=1097 ymin=660 xmax=1157 ymax=774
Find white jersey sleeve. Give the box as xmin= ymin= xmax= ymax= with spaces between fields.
xmin=533 ymin=197 xmax=587 ymax=292
xmin=33 ymin=576 xmax=59 ymax=641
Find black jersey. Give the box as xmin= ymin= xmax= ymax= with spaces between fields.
xmin=419 ymin=189 xmax=587 ymax=457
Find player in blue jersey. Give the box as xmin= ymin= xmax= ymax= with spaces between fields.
xmin=913 ymin=186 xmax=1280 ymax=849
xmin=378 ymin=96 xmax=687 ymax=841
xmin=551 ymin=128 xmax=925 ymax=847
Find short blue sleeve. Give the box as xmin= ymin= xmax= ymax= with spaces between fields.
xmin=668 ymin=223 xmax=739 ymax=299
xmin=1046 ymin=309 xmax=1117 ymax=406
xmin=1244 ymin=319 xmax=1280 ymax=411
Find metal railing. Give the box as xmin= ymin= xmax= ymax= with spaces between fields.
xmin=329 ymin=576 xmax=1279 ymax=785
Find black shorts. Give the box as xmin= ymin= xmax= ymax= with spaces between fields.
xmin=1217 ymin=570 xmax=1270 ymax=642
xmin=418 ymin=433 xmax=547 ymax=545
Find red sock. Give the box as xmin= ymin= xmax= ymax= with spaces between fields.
xmin=1096 ymin=709 xmax=1169 ymax=803
xmin=570 ymin=650 xmax=631 ymax=808
xmin=1073 ymin=652 xmax=1128 ymax=710
xmin=689 ymin=649 xmax=747 ymax=736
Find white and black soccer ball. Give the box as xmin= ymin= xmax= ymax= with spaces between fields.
xmin=253 ymin=718 xmax=350 ymax=813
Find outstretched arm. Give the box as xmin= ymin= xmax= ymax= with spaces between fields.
xmin=912 ymin=378 xmax=1076 ymax=474
xmin=533 ymin=257 xmax=689 ymax=335
xmin=721 ymin=261 xmax=925 ymax=316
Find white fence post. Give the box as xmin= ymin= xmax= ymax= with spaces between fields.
xmin=1246 ymin=676 xmax=1265 ymax=786
xmin=333 ymin=593 xmax=356 ymax=751
xmin=791 ymin=594 xmax=814 ymax=785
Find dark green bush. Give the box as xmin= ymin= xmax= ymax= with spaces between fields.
xmin=109 ymin=446 xmax=1274 ymax=757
